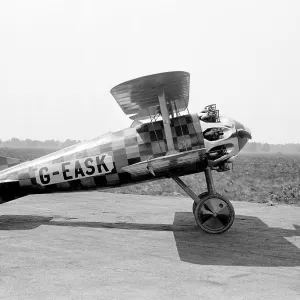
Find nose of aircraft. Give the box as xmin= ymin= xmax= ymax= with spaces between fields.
xmin=234 ymin=120 xmax=252 ymax=150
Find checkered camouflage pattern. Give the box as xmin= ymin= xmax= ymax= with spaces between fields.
xmin=0 ymin=70 xmax=250 ymax=204
xmin=0 ymin=114 xmax=206 ymax=201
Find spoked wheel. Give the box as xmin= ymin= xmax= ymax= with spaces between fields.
xmin=194 ymin=194 xmax=235 ymax=234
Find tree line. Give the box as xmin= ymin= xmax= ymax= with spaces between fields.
xmin=243 ymin=142 xmax=300 ymax=153
xmin=0 ymin=138 xmax=79 ymax=149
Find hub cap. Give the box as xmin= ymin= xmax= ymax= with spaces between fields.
xmin=198 ymin=197 xmax=232 ymax=232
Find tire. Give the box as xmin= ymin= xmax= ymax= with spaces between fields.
xmin=194 ymin=194 xmax=235 ymax=234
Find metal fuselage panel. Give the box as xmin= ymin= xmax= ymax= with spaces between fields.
xmin=0 ymin=114 xmax=205 ymax=202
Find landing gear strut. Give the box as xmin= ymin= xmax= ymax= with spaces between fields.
xmin=172 ymin=167 xmax=235 ymax=234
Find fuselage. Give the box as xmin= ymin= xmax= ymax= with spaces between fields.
xmin=0 ymin=113 xmax=250 ymax=203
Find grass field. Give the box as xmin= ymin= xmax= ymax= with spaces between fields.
xmin=110 ymin=153 xmax=300 ymax=206
xmin=1 ymin=147 xmax=299 ymax=205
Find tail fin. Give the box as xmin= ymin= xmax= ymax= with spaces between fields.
xmin=0 ymin=156 xmax=20 ymax=171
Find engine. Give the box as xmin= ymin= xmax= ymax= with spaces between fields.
xmin=198 ymin=104 xmax=251 ymax=172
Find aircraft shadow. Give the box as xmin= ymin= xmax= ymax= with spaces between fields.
xmin=0 ymin=213 xmax=299 ymax=267
xmin=172 ymin=213 xmax=300 ymax=267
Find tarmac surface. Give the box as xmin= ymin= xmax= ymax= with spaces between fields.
xmin=0 ymin=191 xmax=300 ymax=300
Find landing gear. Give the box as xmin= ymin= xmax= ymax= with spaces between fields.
xmin=172 ymin=167 xmax=235 ymax=234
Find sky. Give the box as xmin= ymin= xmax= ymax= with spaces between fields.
xmin=0 ymin=0 xmax=299 ymax=144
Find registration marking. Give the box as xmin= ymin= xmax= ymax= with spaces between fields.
xmin=35 ymin=154 xmax=114 ymax=186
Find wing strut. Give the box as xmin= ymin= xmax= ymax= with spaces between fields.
xmin=158 ymin=87 xmax=177 ymax=154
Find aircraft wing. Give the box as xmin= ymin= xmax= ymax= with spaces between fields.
xmin=121 ymin=148 xmax=206 ymax=177
xmin=110 ymin=71 xmax=190 ymax=120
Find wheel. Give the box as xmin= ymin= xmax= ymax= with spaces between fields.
xmin=192 ymin=192 xmax=222 ymax=214
xmin=194 ymin=194 xmax=235 ymax=234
